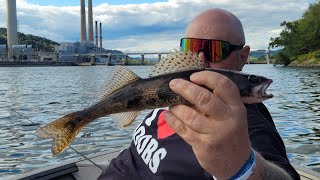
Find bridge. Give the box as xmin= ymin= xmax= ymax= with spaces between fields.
xmin=247 ymin=49 xmax=271 ymax=64
xmin=71 ymin=52 xmax=172 ymax=65
xmin=1 ymin=50 xmax=273 ymax=66
xmin=76 ymin=50 xmax=272 ymax=66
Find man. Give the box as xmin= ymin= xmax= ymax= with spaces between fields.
xmin=98 ymin=8 xmax=299 ymax=180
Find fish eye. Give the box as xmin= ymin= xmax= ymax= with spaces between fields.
xmin=249 ymin=75 xmax=261 ymax=83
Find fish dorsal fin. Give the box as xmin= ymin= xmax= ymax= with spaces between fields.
xmin=102 ymin=66 xmax=141 ymax=99
xmin=112 ymin=111 xmax=140 ymax=128
xmin=149 ymin=50 xmax=205 ymax=77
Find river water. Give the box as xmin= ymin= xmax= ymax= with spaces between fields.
xmin=0 ymin=64 xmax=319 ymax=179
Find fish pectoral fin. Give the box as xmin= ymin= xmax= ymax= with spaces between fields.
xmin=100 ymin=66 xmax=141 ymax=100
xmin=112 ymin=111 xmax=140 ymax=128
xmin=35 ymin=112 xmax=83 ymax=155
xmin=149 ymin=50 xmax=205 ymax=77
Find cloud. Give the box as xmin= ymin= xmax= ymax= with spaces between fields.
xmin=104 ymin=30 xmax=183 ymax=53
xmin=0 ymin=0 xmax=316 ymax=52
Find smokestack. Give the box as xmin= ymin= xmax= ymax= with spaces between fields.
xmin=80 ymin=0 xmax=87 ymax=43
xmin=99 ymin=22 xmax=103 ymax=48
xmin=6 ymin=0 xmax=18 ymax=59
xmin=88 ymin=0 xmax=94 ymax=43
xmin=95 ymin=21 xmax=98 ymax=47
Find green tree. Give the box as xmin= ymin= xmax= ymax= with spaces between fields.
xmin=269 ymin=1 xmax=320 ymax=64
xmin=299 ymin=1 xmax=320 ymax=51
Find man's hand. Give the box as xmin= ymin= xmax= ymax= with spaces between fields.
xmin=165 ymin=71 xmax=251 ymax=179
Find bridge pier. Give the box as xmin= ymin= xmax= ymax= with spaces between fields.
xmin=141 ymin=54 xmax=144 ymax=65
xmin=265 ymin=49 xmax=270 ymax=64
xmin=90 ymin=55 xmax=95 ymax=65
xmin=124 ymin=54 xmax=128 ymax=65
xmin=108 ymin=54 xmax=111 ymax=65
xmin=73 ymin=54 xmax=79 ymax=63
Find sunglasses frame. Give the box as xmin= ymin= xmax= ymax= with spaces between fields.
xmin=180 ymin=38 xmax=244 ymax=62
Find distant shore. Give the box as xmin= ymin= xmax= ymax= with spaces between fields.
xmin=288 ymin=59 xmax=320 ymax=68
xmin=0 ymin=61 xmax=77 ymax=67
xmin=0 ymin=61 xmax=156 ymax=67
xmin=286 ymin=51 xmax=320 ymax=68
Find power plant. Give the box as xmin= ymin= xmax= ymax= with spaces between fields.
xmin=56 ymin=0 xmax=108 ymax=63
xmin=0 ymin=0 xmax=168 ymax=66
xmin=1 ymin=0 xmax=108 ymax=63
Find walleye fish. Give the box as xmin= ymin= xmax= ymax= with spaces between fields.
xmin=36 ymin=50 xmax=273 ymax=155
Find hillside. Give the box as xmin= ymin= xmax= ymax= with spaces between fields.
xmin=0 ymin=27 xmax=60 ymax=51
xmin=250 ymin=49 xmax=281 ymax=59
xmin=0 ymin=28 xmax=125 ymax=55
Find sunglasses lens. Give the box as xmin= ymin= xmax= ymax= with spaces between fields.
xmin=214 ymin=41 xmax=230 ymax=60
xmin=180 ymin=38 xmax=202 ymax=53
xmin=180 ymin=38 xmax=240 ymax=63
xmin=180 ymin=39 xmax=212 ymax=61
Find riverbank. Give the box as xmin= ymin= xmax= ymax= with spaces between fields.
xmin=288 ymin=51 xmax=320 ymax=68
xmin=0 ymin=61 xmax=77 ymax=67
xmin=288 ymin=59 xmax=320 ymax=68
xmin=0 ymin=61 xmax=155 ymax=67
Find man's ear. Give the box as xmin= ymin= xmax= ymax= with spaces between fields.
xmin=239 ymin=45 xmax=250 ymax=69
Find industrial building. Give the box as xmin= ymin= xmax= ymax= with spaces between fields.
xmin=12 ymin=45 xmax=35 ymax=61
xmin=1 ymin=0 xmax=109 ymax=64
xmin=0 ymin=45 xmax=6 ymax=61
xmin=55 ymin=41 xmax=109 ymax=63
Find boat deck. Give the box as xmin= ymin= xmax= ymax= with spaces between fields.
xmin=16 ymin=149 xmax=320 ymax=180
xmin=16 ymin=150 xmax=121 ymax=180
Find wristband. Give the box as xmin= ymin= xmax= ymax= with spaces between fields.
xmin=212 ymin=148 xmax=256 ymax=180
xmin=229 ymin=148 xmax=256 ymax=180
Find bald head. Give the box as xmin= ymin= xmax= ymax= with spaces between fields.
xmin=185 ymin=8 xmax=245 ymax=45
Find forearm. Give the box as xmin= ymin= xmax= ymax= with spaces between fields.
xmin=250 ymin=151 xmax=293 ymax=180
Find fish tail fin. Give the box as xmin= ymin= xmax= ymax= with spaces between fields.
xmin=35 ymin=112 xmax=83 ymax=155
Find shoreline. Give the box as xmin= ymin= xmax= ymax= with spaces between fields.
xmin=0 ymin=61 xmax=77 ymax=67
xmin=287 ymin=60 xmax=320 ymax=68
xmin=0 ymin=61 xmax=155 ymax=67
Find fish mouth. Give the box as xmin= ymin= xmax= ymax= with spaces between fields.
xmin=253 ymin=79 xmax=273 ymax=99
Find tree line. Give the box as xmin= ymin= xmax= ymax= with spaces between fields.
xmin=269 ymin=0 xmax=320 ymax=66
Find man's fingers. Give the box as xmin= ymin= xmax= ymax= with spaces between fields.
xmin=169 ymin=78 xmax=229 ymax=117
xmin=164 ymin=110 xmax=197 ymax=143
xmin=190 ymin=71 xmax=242 ymax=106
xmin=169 ymin=104 xmax=213 ymax=133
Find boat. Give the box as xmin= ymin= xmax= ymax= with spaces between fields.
xmin=15 ymin=150 xmax=122 ymax=180
xmin=15 ymin=149 xmax=320 ymax=180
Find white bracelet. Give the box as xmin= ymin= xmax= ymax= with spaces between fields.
xmin=212 ymin=148 xmax=256 ymax=180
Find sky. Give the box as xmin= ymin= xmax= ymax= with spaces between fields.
xmin=0 ymin=0 xmax=317 ymax=52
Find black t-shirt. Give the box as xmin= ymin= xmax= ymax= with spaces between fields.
xmin=98 ymin=103 xmax=300 ymax=180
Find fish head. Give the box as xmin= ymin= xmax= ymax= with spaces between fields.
xmin=238 ymin=74 xmax=273 ymax=104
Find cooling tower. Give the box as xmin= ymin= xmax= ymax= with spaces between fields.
xmin=88 ymin=0 xmax=94 ymax=43
xmin=6 ymin=0 xmax=18 ymax=59
xmin=95 ymin=21 xmax=98 ymax=47
xmin=99 ymin=22 xmax=103 ymax=48
xmin=80 ymin=0 xmax=87 ymax=43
